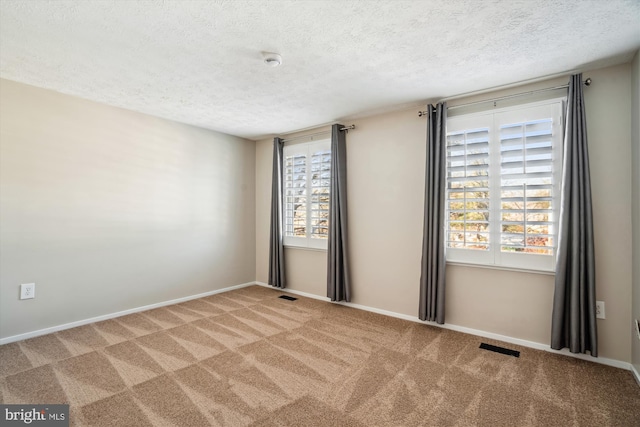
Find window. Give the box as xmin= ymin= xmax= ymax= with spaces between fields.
xmin=445 ymin=100 xmax=564 ymax=271
xmin=283 ymin=139 xmax=331 ymax=249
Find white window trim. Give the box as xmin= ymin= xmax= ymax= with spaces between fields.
xmin=283 ymin=139 xmax=331 ymax=250
xmin=445 ymin=98 xmax=564 ymax=272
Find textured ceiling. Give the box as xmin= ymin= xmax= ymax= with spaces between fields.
xmin=1 ymin=0 xmax=639 ymax=140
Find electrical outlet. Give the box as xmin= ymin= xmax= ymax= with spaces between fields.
xmin=20 ymin=283 xmax=35 ymax=300
xmin=595 ymin=301 xmax=605 ymax=319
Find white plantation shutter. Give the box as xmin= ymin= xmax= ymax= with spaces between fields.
xmin=283 ymin=139 xmax=331 ymax=249
xmin=445 ymin=100 xmax=563 ymax=271
xmin=284 ymin=153 xmax=307 ymax=238
xmin=447 ymin=128 xmax=491 ymax=251
xmin=310 ymin=148 xmax=331 ymax=239
xmin=499 ymin=118 xmax=554 ymax=255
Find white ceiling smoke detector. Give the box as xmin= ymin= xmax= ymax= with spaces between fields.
xmin=262 ymin=52 xmax=282 ymax=67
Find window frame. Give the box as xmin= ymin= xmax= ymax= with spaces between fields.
xmin=283 ymin=139 xmax=331 ymax=250
xmin=445 ymin=98 xmax=564 ymax=272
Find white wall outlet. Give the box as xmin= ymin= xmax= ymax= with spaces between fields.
xmin=595 ymin=301 xmax=605 ymax=319
xmin=20 ymin=283 xmax=35 ymax=300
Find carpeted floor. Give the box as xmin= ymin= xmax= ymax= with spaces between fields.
xmin=1 ymin=285 xmax=639 ymax=426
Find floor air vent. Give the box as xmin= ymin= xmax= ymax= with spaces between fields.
xmin=279 ymin=295 xmax=298 ymax=301
xmin=479 ymin=343 xmax=520 ymax=358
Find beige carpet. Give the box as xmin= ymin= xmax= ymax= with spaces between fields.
xmin=1 ymin=285 xmax=639 ymax=426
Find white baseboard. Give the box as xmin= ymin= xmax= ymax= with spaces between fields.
xmin=632 ymin=364 xmax=640 ymax=387
xmin=254 ymin=281 xmax=632 ymax=372
xmin=0 ymin=281 xmax=256 ymax=345
xmin=5 ymin=279 xmax=635 ymax=381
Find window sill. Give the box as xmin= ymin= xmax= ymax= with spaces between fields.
xmin=446 ymin=261 xmax=555 ymax=276
xmin=284 ymin=245 xmax=327 ymax=253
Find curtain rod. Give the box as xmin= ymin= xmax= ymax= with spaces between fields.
xmin=418 ymin=78 xmax=592 ymax=117
xmin=282 ymin=125 xmax=355 ymax=143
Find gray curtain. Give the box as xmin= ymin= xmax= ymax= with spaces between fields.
xmin=419 ymin=103 xmax=447 ymax=324
xmin=269 ymin=137 xmax=286 ymax=289
xmin=551 ymin=74 xmax=597 ymax=356
xmin=327 ymin=124 xmax=350 ymax=302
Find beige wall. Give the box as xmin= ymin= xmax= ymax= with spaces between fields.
xmin=573 ymin=64 xmax=632 ymax=363
xmin=256 ymin=62 xmax=634 ymax=362
xmin=631 ymin=50 xmax=640 ymax=374
xmin=0 ymin=79 xmax=256 ymax=339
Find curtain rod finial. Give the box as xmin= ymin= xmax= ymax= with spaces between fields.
xmin=584 ymin=78 xmax=592 ymax=86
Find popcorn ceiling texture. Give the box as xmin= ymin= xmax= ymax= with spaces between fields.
xmin=0 ymin=0 xmax=638 ymax=139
